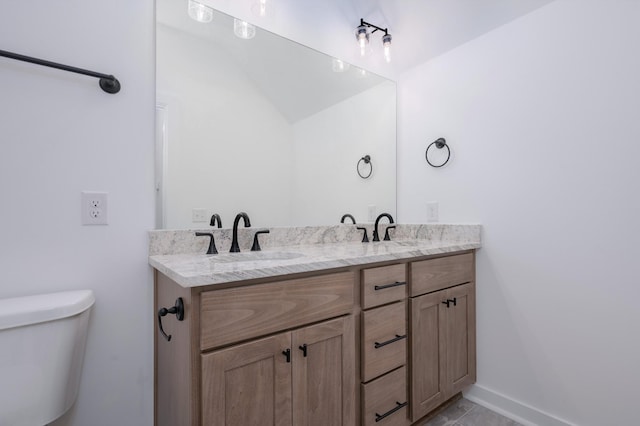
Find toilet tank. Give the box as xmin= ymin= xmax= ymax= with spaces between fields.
xmin=0 ymin=290 xmax=95 ymax=426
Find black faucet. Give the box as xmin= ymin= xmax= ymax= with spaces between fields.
xmin=209 ymin=213 xmax=222 ymax=228
xmin=373 ymin=213 xmax=394 ymax=242
xmin=195 ymin=232 xmax=218 ymax=254
xmin=340 ymin=214 xmax=356 ymax=224
xmin=230 ymin=212 xmax=251 ymax=253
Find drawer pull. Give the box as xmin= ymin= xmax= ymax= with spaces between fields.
xmin=374 ymin=334 xmax=407 ymax=349
xmin=375 ymin=401 xmax=408 ymax=422
xmin=374 ymin=281 xmax=406 ymax=291
xmin=299 ymin=344 xmax=307 ymax=357
xmin=442 ymin=297 xmax=457 ymax=308
xmin=282 ymin=348 xmax=291 ymax=363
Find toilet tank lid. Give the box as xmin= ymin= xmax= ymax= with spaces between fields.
xmin=0 ymin=290 xmax=95 ymax=330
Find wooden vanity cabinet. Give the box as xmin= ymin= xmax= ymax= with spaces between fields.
xmin=360 ymin=264 xmax=411 ymax=426
xmin=155 ymin=271 xmax=356 ymax=426
xmin=201 ymin=316 xmax=355 ymax=426
xmin=409 ymin=254 xmax=476 ymax=422
xmin=155 ymin=250 xmax=476 ymax=426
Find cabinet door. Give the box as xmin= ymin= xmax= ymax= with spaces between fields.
xmin=443 ymin=282 xmax=476 ymax=395
xmin=201 ymin=333 xmax=292 ymax=426
xmin=410 ymin=283 xmax=476 ymax=422
xmin=292 ymin=316 xmax=356 ymax=426
xmin=409 ymin=291 xmax=446 ymax=421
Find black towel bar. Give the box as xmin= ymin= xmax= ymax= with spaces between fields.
xmin=0 ymin=49 xmax=120 ymax=94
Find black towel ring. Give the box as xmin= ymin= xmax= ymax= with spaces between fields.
xmin=425 ymin=138 xmax=450 ymax=168
xmin=357 ymin=155 xmax=373 ymax=179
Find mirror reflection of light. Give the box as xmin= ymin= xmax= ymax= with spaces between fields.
xmin=187 ymin=0 xmax=213 ymax=23
xmin=251 ymin=0 xmax=268 ymax=17
xmin=332 ymin=58 xmax=350 ymax=73
xmin=356 ymin=68 xmax=368 ymax=78
xmin=234 ymin=19 xmax=256 ymax=39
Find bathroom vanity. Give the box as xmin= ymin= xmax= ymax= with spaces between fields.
xmin=149 ymin=225 xmax=480 ymax=426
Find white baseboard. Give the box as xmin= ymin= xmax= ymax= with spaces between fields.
xmin=463 ymin=385 xmax=576 ymax=426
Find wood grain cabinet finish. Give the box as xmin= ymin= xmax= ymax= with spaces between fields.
xmin=200 ymin=272 xmax=354 ymax=350
xmin=362 ymin=366 xmax=411 ymax=426
xmin=201 ymin=316 xmax=355 ymax=426
xmin=155 ymin=250 xmax=476 ymax=426
xmin=201 ymin=333 xmax=293 ymax=426
xmin=360 ymin=264 xmax=410 ymax=425
xmin=155 ymin=271 xmax=356 ymax=426
xmin=361 ymin=301 xmax=407 ymax=382
xmin=410 ymin=282 xmax=476 ymax=421
xmin=410 ymin=253 xmax=474 ymax=297
xmin=361 ymin=264 xmax=407 ymax=309
xmin=292 ymin=316 xmax=356 ymax=426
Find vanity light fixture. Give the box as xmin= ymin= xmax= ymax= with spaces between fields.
xmin=187 ymin=0 xmax=213 ymax=23
xmin=234 ymin=19 xmax=256 ymax=39
xmin=382 ymin=33 xmax=392 ymax=63
xmin=355 ymin=19 xmax=393 ymax=62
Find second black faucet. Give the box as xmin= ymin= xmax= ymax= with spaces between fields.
xmin=230 ymin=212 xmax=251 ymax=252
xmin=372 ymin=213 xmax=395 ymax=242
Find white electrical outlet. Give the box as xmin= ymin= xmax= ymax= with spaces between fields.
xmin=368 ymin=205 xmax=377 ymax=222
xmin=426 ymin=202 xmax=439 ymax=222
xmin=82 ymin=191 xmax=108 ymax=225
xmin=192 ymin=208 xmax=208 ymax=223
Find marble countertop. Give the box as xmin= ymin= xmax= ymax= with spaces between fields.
xmin=149 ymin=237 xmax=481 ymax=288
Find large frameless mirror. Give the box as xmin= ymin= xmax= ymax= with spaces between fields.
xmin=156 ymin=0 xmax=396 ymax=229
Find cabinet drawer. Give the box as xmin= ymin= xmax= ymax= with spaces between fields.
xmin=362 ymin=366 xmax=410 ymax=426
xmin=411 ymin=253 xmax=474 ymax=297
xmin=362 ymin=301 xmax=406 ymax=382
xmin=200 ymin=272 xmax=354 ymax=350
xmin=362 ymin=264 xmax=407 ymax=309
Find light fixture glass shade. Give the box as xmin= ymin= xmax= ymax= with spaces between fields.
xmin=382 ymin=33 xmax=392 ymax=63
xmin=332 ymin=58 xmax=350 ymax=72
xmin=234 ymin=19 xmax=256 ymax=39
xmin=355 ymin=25 xmax=370 ymax=56
xmin=188 ymin=0 xmax=213 ymax=23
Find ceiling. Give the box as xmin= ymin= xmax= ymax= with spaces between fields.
xmin=190 ymin=0 xmax=556 ymax=78
xmin=355 ymin=0 xmax=557 ymax=75
xmin=156 ymin=0 xmax=556 ymax=121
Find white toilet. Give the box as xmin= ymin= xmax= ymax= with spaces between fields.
xmin=0 ymin=290 xmax=95 ymax=426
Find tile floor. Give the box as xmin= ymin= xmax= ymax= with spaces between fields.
xmin=421 ymin=398 xmax=524 ymax=426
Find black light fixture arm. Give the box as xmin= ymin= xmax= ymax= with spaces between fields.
xmin=0 ymin=48 xmax=120 ymax=94
xmin=360 ymin=19 xmax=389 ymax=36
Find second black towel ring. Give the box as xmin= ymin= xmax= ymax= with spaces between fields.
xmin=357 ymin=155 xmax=373 ymax=179
xmin=426 ymin=138 xmax=450 ymax=168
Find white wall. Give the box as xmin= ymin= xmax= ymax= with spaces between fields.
xmin=398 ymin=1 xmax=640 ymax=425
xmin=5 ymin=0 xmax=638 ymax=425
xmin=292 ymin=81 xmax=396 ymax=225
xmin=158 ymin=25 xmax=294 ymax=228
xmin=0 ymin=1 xmax=155 ymax=425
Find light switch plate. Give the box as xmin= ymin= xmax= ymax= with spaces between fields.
xmin=192 ymin=208 xmax=208 ymax=223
